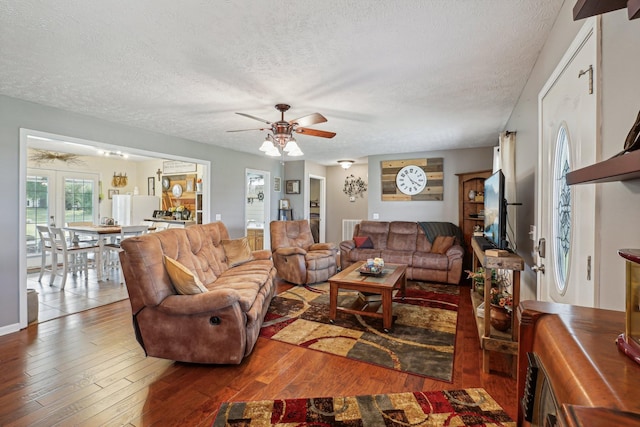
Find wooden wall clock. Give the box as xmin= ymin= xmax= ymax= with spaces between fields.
xmin=381 ymin=157 xmax=444 ymax=201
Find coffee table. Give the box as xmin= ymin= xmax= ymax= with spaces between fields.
xmin=328 ymin=261 xmax=407 ymax=332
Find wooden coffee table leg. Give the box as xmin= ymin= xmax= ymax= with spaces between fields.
xmin=382 ymin=289 xmax=393 ymax=331
xmin=329 ymin=282 xmax=338 ymax=323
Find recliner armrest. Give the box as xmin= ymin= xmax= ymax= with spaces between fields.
xmin=273 ymin=247 xmax=307 ymax=256
xmin=445 ymin=244 xmax=464 ymax=260
xmin=309 ymin=242 xmax=337 ymax=252
xmin=251 ymin=249 xmax=272 ymax=260
xmin=339 ymin=240 xmax=356 ymax=251
xmin=157 ymin=288 xmax=241 ymax=315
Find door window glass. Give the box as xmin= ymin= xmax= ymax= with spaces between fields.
xmin=553 ymin=124 xmax=572 ymax=292
xmin=64 ymin=178 xmax=95 ymax=224
xmin=26 ymin=175 xmax=50 ymax=255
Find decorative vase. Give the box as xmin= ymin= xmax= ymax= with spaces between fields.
xmin=490 ymin=304 xmax=512 ymax=332
xmin=468 ymin=190 xmax=476 ymax=200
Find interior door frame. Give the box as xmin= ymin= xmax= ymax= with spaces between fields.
xmin=244 ymin=168 xmax=271 ymax=249
xmin=306 ymin=174 xmax=326 ymax=243
xmin=535 ymin=17 xmax=601 ymax=304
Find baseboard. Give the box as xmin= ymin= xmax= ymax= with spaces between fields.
xmin=0 ymin=322 xmax=21 ymax=337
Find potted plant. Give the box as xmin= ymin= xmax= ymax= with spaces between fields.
xmin=465 ymin=267 xmax=498 ymax=295
xmin=489 ymin=286 xmax=513 ymax=332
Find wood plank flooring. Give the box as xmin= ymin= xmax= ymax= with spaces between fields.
xmin=3 ymin=279 xmax=518 ymax=426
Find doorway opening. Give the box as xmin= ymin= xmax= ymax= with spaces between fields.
xmin=19 ymin=128 xmax=211 ymax=327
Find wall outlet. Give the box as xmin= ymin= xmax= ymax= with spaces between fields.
xmin=215 ymin=214 xmax=222 ymax=221
xmin=373 ymin=213 xmax=379 ymax=219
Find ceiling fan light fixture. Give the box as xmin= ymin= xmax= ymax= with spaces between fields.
xmin=287 ymin=147 xmax=304 ymax=157
xmin=259 ymin=138 xmax=273 ymax=152
xmin=338 ymin=160 xmax=354 ymax=169
xmin=265 ymin=144 xmax=281 ymax=157
xmin=283 ymin=139 xmax=299 ymax=153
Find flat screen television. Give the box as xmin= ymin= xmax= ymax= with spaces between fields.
xmin=483 ymin=169 xmax=508 ymax=249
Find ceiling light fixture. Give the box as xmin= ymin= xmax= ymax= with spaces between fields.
xmin=97 ymin=149 xmax=129 ymax=159
xmin=338 ymin=160 xmax=354 ymax=169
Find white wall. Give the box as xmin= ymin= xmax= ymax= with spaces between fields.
xmin=506 ymin=5 xmax=640 ymax=309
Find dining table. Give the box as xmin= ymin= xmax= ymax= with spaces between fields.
xmin=62 ymin=225 xmax=123 ymax=281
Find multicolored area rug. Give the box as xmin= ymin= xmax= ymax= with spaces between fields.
xmin=260 ymin=282 xmax=459 ymax=382
xmin=213 ymin=388 xmax=515 ymax=426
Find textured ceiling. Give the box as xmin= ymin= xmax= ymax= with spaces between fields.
xmin=0 ymin=1 xmax=564 ymax=165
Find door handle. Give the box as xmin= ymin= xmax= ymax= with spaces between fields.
xmin=532 ymin=264 xmax=545 ymax=274
xmin=535 ymin=238 xmax=546 ymax=258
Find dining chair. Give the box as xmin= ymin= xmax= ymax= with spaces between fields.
xmin=103 ymin=225 xmax=150 ymax=272
xmin=42 ymin=227 xmax=101 ymax=289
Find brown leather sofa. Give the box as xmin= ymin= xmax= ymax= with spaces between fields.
xmin=270 ymin=220 xmax=339 ymax=285
xmin=339 ymin=221 xmax=464 ymax=285
xmin=119 ymin=222 xmax=277 ymax=364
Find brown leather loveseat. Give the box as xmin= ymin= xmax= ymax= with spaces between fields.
xmin=119 ymin=222 xmax=277 ymax=364
xmin=339 ymin=221 xmax=464 ymax=285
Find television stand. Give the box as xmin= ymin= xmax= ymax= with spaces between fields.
xmin=470 ymin=237 xmax=524 ymax=376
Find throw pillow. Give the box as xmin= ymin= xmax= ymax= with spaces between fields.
xmin=353 ymin=236 xmax=374 ymax=249
xmin=222 ymin=237 xmax=253 ymax=267
xmin=164 ymin=256 xmax=208 ymax=295
xmin=431 ymin=235 xmax=455 ymax=254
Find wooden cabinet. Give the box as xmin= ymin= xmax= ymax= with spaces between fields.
xmin=457 ymin=170 xmax=492 ymax=271
xmin=247 ymin=228 xmax=264 ymax=251
xmin=195 ymin=192 xmax=203 ymax=224
xmin=470 ymin=237 xmax=523 ymax=376
xmin=517 ymin=300 xmax=640 ymax=426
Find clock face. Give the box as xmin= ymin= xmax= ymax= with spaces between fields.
xmin=396 ymin=165 xmax=427 ymax=195
xmin=162 ymin=177 xmax=170 ymax=190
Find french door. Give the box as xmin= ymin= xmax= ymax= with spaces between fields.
xmin=26 ymin=168 xmax=99 ymax=267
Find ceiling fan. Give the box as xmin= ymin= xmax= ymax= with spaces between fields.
xmin=227 ymin=104 xmax=336 ymax=152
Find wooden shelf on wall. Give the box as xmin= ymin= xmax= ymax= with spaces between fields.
xmin=573 ymin=0 xmax=640 ymax=20
xmin=566 ymin=150 xmax=640 ymax=185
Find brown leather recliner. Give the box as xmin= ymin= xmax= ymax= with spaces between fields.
xmin=270 ymin=220 xmax=338 ymax=285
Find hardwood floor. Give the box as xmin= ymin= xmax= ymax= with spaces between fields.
xmin=3 ymin=280 xmax=518 ymax=426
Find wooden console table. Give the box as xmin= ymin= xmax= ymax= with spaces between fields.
xmin=470 ymin=238 xmax=524 ymax=375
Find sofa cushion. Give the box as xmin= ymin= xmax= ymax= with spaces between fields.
xmin=431 ymin=235 xmax=455 ymax=254
xmin=164 ymin=255 xmax=208 ymax=295
xmin=354 ymin=236 xmax=374 ymax=248
xmin=356 ymin=221 xmax=389 ymax=250
xmin=387 ymin=221 xmax=419 ymax=251
xmin=222 ymin=237 xmax=253 ymax=267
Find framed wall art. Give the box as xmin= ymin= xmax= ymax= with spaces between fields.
xmin=380 ymin=157 xmax=444 ymax=201
xmin=274 ymin=177 xmax=281 ymax=192
xmin=286 ymin=180 xmax=300 ymax=194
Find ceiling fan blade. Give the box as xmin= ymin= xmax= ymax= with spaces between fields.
xmin=226 ymin=127 xmax=267 ymax=133
xmin=235 ymin=112 xmax=272 ymax=125
xmin=289 ymin=113 xmax=327 ymax=127
xmin=296 ymin=127 xmax=336 ymax=138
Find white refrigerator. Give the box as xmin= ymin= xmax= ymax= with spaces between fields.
xmin=112 ymin=195 xmax=160 ymax=226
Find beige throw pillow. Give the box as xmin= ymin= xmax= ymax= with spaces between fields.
xmin=431 ymin=235 xmax=455 ymax=254
xmin=164 ymin=255 xmax=208 ymax=295
xmin=222 ymin=237 xmax=253 ymax=267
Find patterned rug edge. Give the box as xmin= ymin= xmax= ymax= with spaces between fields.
xmin=212 ymin=387 xmax=515 ymax=426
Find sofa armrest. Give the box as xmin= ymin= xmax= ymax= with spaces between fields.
xmin=339 ymin=240 xmax=356 ymax=252
xmin=274 ymin=247 xmax=307 ymax=257
xmin=251 ymin=249 xmax=272 ymax=260
xmin=157 ymin=288 xmax=241 ymax=316
xmin=446 ymin=244 xmax=464 ymax=261
xmin=309 ymin=242 xmax=337 ymax=252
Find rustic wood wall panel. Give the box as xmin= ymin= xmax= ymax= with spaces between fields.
xmin=381 ymin=157 xmax=444 ymax=201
